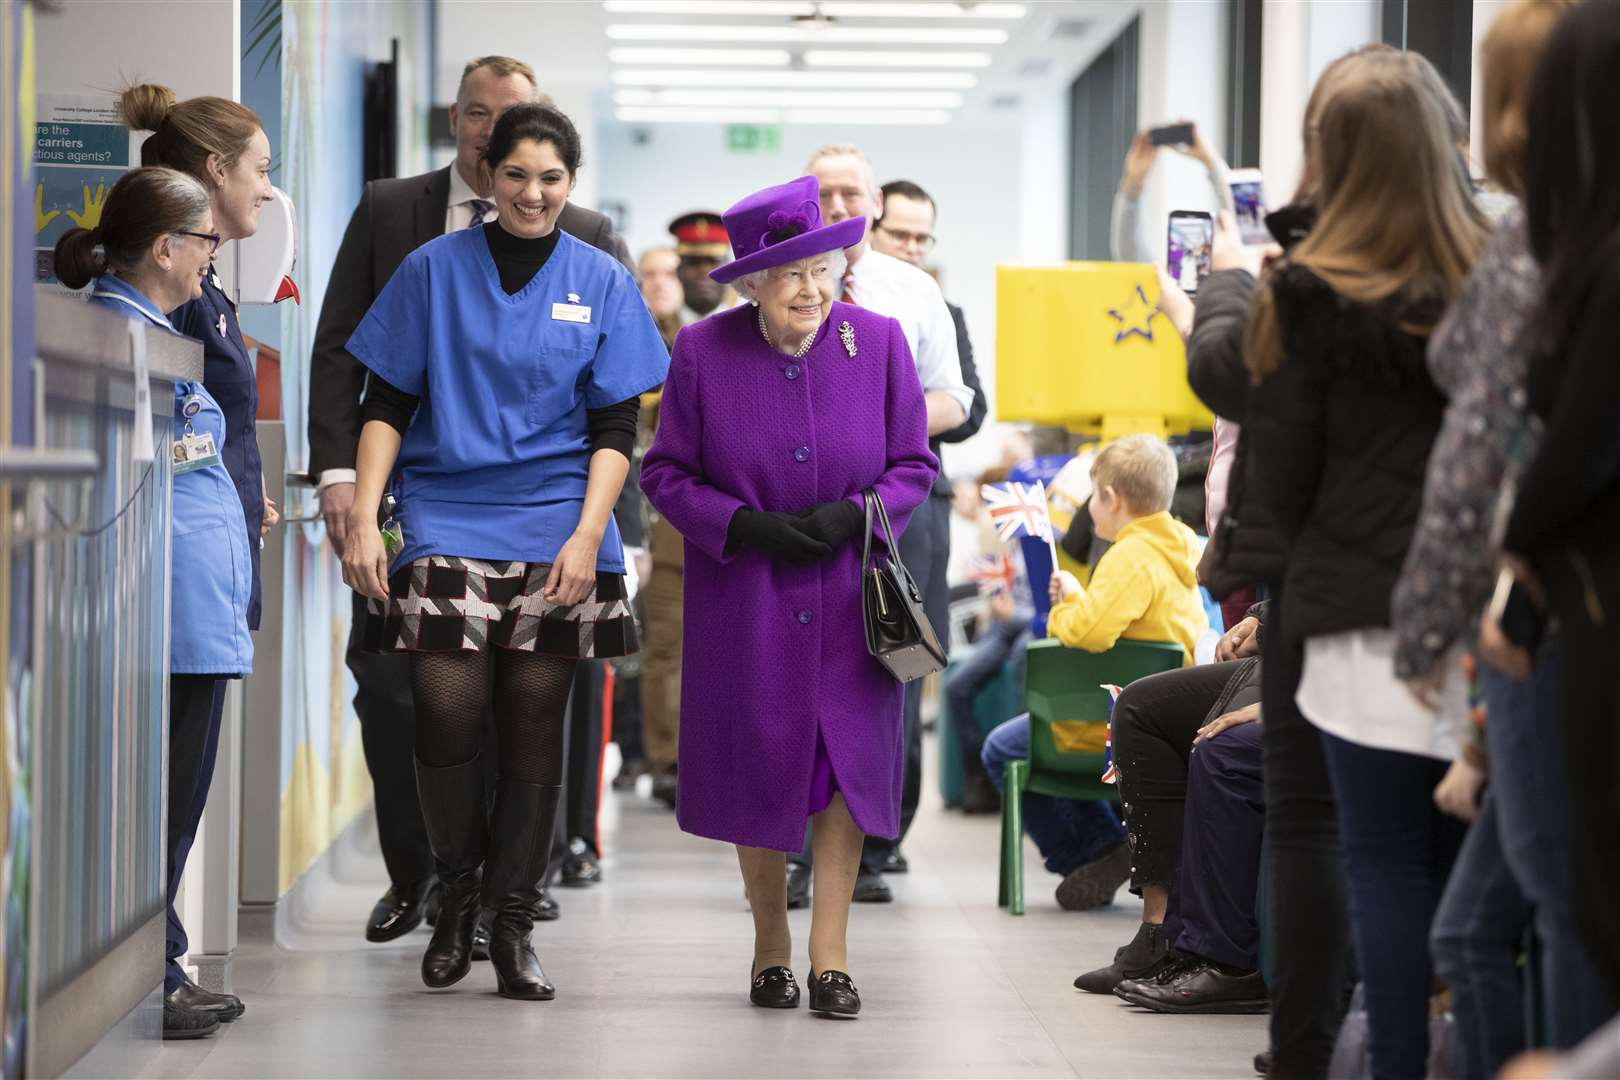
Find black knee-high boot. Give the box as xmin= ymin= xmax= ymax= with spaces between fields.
xmin=482 ymin=778 xmax=562 ymax=1001
xmin=415 ymin=755 xmax=486 ymax=989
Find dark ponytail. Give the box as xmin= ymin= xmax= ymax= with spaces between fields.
xmin=482 ymin=103 xmax=582 ymax=176
xmin=51 ymin=167 xmax=211 ymax=289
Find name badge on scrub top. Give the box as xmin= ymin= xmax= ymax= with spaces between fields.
xmin=172 ymin=394 xmax=221 ymax=474
xmin=552 ymin=292 xmax=591 ymax=324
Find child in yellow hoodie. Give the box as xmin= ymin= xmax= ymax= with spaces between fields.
xmin=982 ymin=434 xmax=1207 ymax=910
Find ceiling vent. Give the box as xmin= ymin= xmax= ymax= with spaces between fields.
xmin=1048 ymin=18 xmax=1093 ymax=39
xmin=989 ymin=93 xmax=1022 ymax=109
xmin=1016 ymin=57 xmax=1051 ymax=78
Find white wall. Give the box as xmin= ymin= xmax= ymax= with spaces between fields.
xmin=1470 ymin=0 xmax=1514 ymax=172
xmin=34 ymin=0 xmax=239 ymax=103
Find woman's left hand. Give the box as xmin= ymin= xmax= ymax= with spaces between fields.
xmin=545 ymin=530 xmax=601 ymax=606
xmin=1433 ymin=758 xmax=1485 ymax=822
xmin=1193 ymin=702 xmax=1260 ymax=745
xmin=261 ymin=494 xmax=280 ymax=535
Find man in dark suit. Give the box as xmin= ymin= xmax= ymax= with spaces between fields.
xmin=308 ymin=54 xmax=632 ymax=943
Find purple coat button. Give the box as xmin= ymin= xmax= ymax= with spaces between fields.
xmin=798 ymin=610 xmax=813 ymax=624
xmin=794 ymin=446 xmax=810 ymax=462
xmin=785 ymin=364 xmax=801 ymax=380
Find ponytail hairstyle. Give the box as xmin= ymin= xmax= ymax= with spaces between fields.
xmin=121 ymin=83 xmax=263 ymax=186
xmin=52 ymin=167 xmax=211 ymax=289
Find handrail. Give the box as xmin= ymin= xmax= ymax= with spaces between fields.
xmin=0 ymin=448 xmax=100 ymax=481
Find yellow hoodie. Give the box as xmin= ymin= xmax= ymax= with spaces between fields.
xmin=1047 ymin=511 xmax=1207 ymax=666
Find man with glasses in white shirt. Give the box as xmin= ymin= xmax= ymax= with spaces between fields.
xmin=784 ymin=144 xmax=977 ymax=907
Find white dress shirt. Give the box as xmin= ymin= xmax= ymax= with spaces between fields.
xmin=844 ymin=247 xmax=972 ymax=415
xmin=318 ymin=167 xmax=495 ymax=493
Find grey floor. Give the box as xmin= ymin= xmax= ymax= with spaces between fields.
xmin=140 ymin=747 xmax=1267 ymax=1079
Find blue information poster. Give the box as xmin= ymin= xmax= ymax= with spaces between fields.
xmin=32 ymin=94 xmax=140 ymax=286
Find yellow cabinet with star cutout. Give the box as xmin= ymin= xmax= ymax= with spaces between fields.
xmin=995 ymin=262 xmax=1214 ymax=440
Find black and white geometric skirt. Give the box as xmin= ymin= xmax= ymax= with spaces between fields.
xmin=364 ymin=555 xmax=639 ymax=659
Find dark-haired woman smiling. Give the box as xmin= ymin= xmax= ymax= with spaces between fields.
xmin=342 ymin=104 xmax=667 ymax=1001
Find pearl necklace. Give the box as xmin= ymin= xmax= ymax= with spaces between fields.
xmin=757 ymin=305 xmax=817 ymax=358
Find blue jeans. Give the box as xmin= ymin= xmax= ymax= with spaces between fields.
xmin=982 ymin=714 xmax=1125 ymax=876
xmin=1431 ymin=640 xmax=1613 ymax=1079
xmin=944 ymin=617 xmax=1030 ymax=760
xmin=1321 ymin=731 xmax=1467 ymax=1080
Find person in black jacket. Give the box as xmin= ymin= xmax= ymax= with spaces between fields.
xmin=1245 ymin=49 xmax=1488 ymax=1080
xmin=307 ymin=55 xmax=632 ymax=946
xmin=1497 ymin=0 xmax=1620 ymax=996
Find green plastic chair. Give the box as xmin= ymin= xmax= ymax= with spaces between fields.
xmin=998 ymin=638 xmax=1185 ymax=915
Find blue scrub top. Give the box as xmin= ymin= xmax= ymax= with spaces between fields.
xmin=88 ymin=276 xmax=254 ymax=676
xmin=171 ymin=268 xmax=264 ymax=631
xmin=347 ymin=225 xmax=669 ymax=574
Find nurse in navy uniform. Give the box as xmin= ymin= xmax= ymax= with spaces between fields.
xmin=340 ymin=104 xmax=667 ymax=1002
xmin=53 ymin=166 xmax=256 ymax=1040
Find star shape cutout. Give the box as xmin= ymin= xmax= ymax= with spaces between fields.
xmin=1108 ymin=284 xmax=1162 ymax=344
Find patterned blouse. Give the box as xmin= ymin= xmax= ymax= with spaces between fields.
xmin=1391 ymin=208 xmax=1543 ymax=680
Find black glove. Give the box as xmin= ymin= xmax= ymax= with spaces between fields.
xmin=728 ymin=509 xmax=832 ymax=564
xmin=793 ymin=499 xmax=865 ymax=548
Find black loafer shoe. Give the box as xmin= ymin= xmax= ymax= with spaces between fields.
xmin=1114 ymin=956 xmax=1269 ymax=1014
xmin=881 ymin=851 xmax=908 ymax=874
xmin=807 ymin=970 xmax=861 ymax=1018
xmin=162 ymin=998 xmax=220 ymax=1040
xmin=651 ymin=771 xmax=678 ymax=809
xmin=535 ymin=889 xmax=560 ymax=922
xmin=169 ymin=976 xmax=245 ymax=1022
xmin=852 ymin=870 xmax=892 ymax=903
xmin=560 ymin=838 xmax=602 ymax=887
xmin=366 ymin=881 xmax=431 ymax=943
xmin=750 ymin=965 xmax=801 ymax=1009
xmin=471 ymin=911 xmax=492 ymax=961
xmin=786 ymin=863 xmax=811 ymax=910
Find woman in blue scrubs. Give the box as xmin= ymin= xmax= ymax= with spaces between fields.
xmin=342 ymin=104 xmax=667 ymax=1002
xmin=53 ymin=166 xmax=254 ymax=1040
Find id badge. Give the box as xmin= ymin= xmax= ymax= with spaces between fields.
xmin=172 ymin=431 xmax=221 ymax=475
xmin=379 ymin=494 xmax=404 ymax=556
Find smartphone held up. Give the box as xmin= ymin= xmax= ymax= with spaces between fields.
xmin=1167 ymin=210 xmax=1214 ymax=294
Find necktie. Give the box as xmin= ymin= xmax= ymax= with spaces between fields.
xmin=465 ymin=198 xmax=494 ymax=230
xmin=840 ymin=268 xmax=856 ymax=305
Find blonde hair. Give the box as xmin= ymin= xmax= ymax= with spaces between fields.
xmin=1481 ymin=0 xmax=1581 ymax=196
xmin=805 ymin=143 xmax=880 ymax=202
xmin=458 ymin=56 xmax=541 ymax=103
xmin=1090 ymin=434 xmax=1178 ymax=515
xmin=122 ymin=84 xmax=263 ymax=184
xmin=1247 ymin=49 xmax=1488 ymax=378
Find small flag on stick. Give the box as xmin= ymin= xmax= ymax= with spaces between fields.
xmin=981 ymin=479 xmax=1061 ymax=583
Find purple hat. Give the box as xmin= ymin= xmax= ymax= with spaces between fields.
xmin=708 ymin=175 xmax=866 ymax=285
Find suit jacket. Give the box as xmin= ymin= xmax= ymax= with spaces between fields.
xmin=307 ymin=165 xmax=633 ymax=478
xmin=928 ymin=301 xmax=988 ymax=495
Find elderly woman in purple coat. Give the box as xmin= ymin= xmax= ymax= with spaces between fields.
xmin=641 ymin=176 xmax=936 ymax=1018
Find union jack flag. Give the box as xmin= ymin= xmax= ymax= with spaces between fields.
xmin=966 ymin=553 xmax=1017 ymax=596
xmin=1100 ymin=683 xmax=1124 ymax=784
xmin=981 ymin=480 xmax=1053 ymax=544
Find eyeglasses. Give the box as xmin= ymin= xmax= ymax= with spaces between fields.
xmin=875 ymin=223 xmax=936 ymax=251
xmin=177 ymin=230 xmax=222 ymax=255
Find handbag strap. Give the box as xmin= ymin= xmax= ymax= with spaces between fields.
xmin=862 ymin=489 xmax=901 ymax=566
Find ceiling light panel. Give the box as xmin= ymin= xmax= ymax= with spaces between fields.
xmin=605 ymin=24 xmax=1009 ymax=45
xmin=608 ymin=47 xmax=792 ymax=66
xmin=615 ymin=88 xmax=964 ymax=108
xmin=802 ymin=49 xmax=993 ymax=67
xmin=615 ymin=106 xmax=953 ymax=126
xmin=817 ymin=2 xmax=1026 ymax=17
xmin=603 ymin=1 xmax=816 ymax=14
xmin=611 ymin=69 xmax=977 ymax=88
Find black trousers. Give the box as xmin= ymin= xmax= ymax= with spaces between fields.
xmin=1111 ymin=659 xmax=1249 ymax=890
xmin=565 ymin=661 xmax=607 ymax=857
xmin=167 ymin=674 xmax=226 ymax=994
xmin=1262 ymin=591 xmax=1351 ymax=1078
xmin=349 ymin=591 xmax=435 ymax=890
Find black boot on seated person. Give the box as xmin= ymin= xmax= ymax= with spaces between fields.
xmin=1114 ymin=954 xmax=1269 ymax=1014
xmin=807 ymin=970 xmax=861 ymax=1018
xmin=750 ymin=965 xmax=801 ymax=1009
xmin=1073 ymin=921 xmax=1171 ymax=994
xmin=1055 ymin=842 xmax=1132 ymax=911
xmin=416 ymin=756 xmax=487 ymax=989
xmin=483 ymin=778 xmax=563 ymax=1000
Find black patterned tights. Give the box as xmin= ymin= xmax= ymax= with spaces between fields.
xmin=410 ymin=650 xmax=578 ymax=785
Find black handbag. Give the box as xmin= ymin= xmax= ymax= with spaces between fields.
xmin=861 ymin=489 xmax=947 ymax=683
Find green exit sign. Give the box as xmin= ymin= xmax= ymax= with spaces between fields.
xmin=725 ymin=124 xmax=783 ymax=154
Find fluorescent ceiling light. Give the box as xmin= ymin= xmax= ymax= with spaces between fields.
xmin=612 ymin=68 xmax=977 ymax=88
xmin=608 ymin=47 xmax=792 ymax=66
xmin=615 ymin=106 xmax=952 ymax=126
xmin=818 ymin=2 xmax=1026 ymax=17
xmin=606 ymin=24 xmax=1009 ymax=44
xmin=615 ymin=88 xmax=964 ymax=108
xmin=802 ymin=49 xmax=993 ymax=67
xmin=604 ymin=1 xmax=816 ymax=14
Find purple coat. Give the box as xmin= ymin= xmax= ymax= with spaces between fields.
xmin=640 ymin=301 xmax=937 ymax=852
